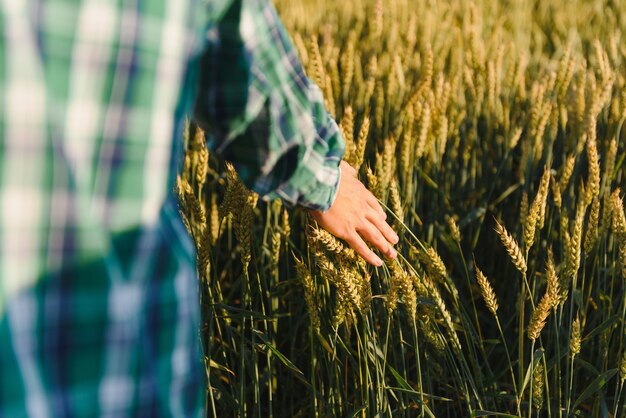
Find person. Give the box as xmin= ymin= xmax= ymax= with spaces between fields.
xmin=0 ymin=0 xmax=398 ymax=415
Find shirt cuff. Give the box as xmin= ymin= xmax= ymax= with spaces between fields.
xmin=263 ymin=127 xmax=343 ymax=211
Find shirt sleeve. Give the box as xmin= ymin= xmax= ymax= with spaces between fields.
xmin=194 ymin=0 xmax=345 ymax=211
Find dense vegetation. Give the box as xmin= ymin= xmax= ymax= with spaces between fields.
xmin=178 ymin=0 xmax=626 ymax=416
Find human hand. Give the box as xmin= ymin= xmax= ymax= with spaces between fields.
xmin=308 ymin=161 xmax=399 ymax=266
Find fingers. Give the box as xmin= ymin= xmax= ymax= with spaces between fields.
xmin=366 ymin=210 xmax=399 ymax=245
xmin=345 ymin=232 xmax=384 ymax=267
xmin=358 ymin=222 xmax=397 ymax=259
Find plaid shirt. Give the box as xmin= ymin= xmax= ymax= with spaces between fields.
xmin=0 ymin=0 xmax=344 ymax=415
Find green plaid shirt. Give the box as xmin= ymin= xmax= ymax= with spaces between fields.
xmin=0 ymin=0 xmax=344 ymax=415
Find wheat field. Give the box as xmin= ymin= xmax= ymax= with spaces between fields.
xmin=178 ymin=0 xmax=626 ymax=416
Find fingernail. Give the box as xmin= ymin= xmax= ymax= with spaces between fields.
xmin=389 ymin=248 xmax=397 ymax=258
xmin=374 ymin=257 xmax=383 ymax=266
xmin=392 ymin=233 xmax=399 ymax=243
